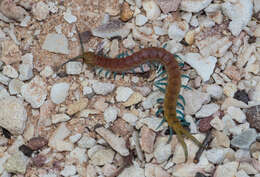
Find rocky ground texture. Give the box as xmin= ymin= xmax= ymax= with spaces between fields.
xmin=0 ymin=0 xmax=260 ymax=177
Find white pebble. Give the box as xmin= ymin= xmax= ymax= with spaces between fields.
xmin=122 ymin=113 xmax=138 ymax=126
xmin=143 ymin=0 xmax=161 ymax=20
xmin=18 ymin=64 xmax=33 ymax=81
xmin=42 ymin=33 xmax=69 ymax=54
xmin=66 ymin=62 xmax=82 ymax=75
xmin=206 ymin=84 xmax=223 ymax=99
xmin=104 ymin=106 xmax=119 ymax=124
xmin=195 ymin=103 xmax=219 ymax=118
xmin=40 ymin=66 xmax=53 ymax=78
xmin=116 ymin=86 xmax=134 ymax=102
xmin=63 ymin=8 xmax=77 ymax=24
xmin=3 ymin=65 xmax=18 ymax=78
xmin=61 ymin=165 xmax=76 ymax=177
xmin=50 ymin=82 xmax=70 ymax=104
xmin=52 ymin=114 xmax=71 ymax=124
xmin=168 ymin=22 xmax=188 ymax=42
xmin=135 ymin=14 xmax=148 ymax=26
xmin=227 ymin=106 xmax=246 ymax=123
xmin=92 ymin=81 xmax=115 ymax=95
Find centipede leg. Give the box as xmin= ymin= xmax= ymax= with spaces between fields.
xmin=156 ymin=118 xmax=166 ymax=130
xmin=156 ymin=107 xmax=164 ymax=117
xmin=180 ymin=128 xmax=202 ymax=147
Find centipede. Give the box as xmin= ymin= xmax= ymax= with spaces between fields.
xmin=57 ymin=27 xmax=203 ymax=162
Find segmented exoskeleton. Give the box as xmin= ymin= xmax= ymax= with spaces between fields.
xmin=58 ymin=27 xmax=202 ymax=162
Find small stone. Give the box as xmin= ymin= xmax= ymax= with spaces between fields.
xmin=109 ymin=39 xmax=119 ymax=58
xmin=206 ymin=148 xmax=227 ymax=164
xmin=4 ymin=151 xmax=28 ymax=174
xmin=31 ymin=154 xmax=46 ymax=167
xmin=142 ymin=91 xmax=164 ymax=109
xmin=154 ymin=137 xmax=171 ymax=163
xmin=145 ymin=163 xmax=170 ymax=177
xmin=96 ymin=127 xmax=129 ymax=156
xmin=123 ymin=92 xmax=143 ymax=107
xmin=83 ymin=86 xmax=93 ymax=96
xmin=198 ymin=116 xmax=214 ymax=132
xmin=42 ymin=33 xmax=69 ymax=54
xmin=246 ymin=105 xmax=260 ymax=132
xmin=90 ymin=149 xmax=115 ymax=166
xmin=222 ymin=0 xmax=253 ymax=36
xmin=0 ymin=96 xmax=27 ymax=135
xmin=140 ymin=126 xmax=156 ymax=153
xmin=235 ymin=149 xmax=251 ymax=162
xmin=61 ymin=165 xmax=76 ymax=177
xmin=153 ymin=26 xmax=167 ymax=36
xmin=195 ymin=103 xmax=219 ymax=118
xmin=66 ymin=98 xmax=88 ymax=115
xmin=214 ymin=161 xmax=239 ymax=177
xmin=78 ymin=135 xmax=96 ymax=149
xmin=180 ymin=0 xmax=213 ymax=12
xmin=21 ymin=76 xmax=47 ymax=108
xmin=104 ymin=106 xmax=119 ymax=124
xmin=231 ymin=128 xmax=257 ymax=149
xmin=116 ymin=86 xmax=134 ymax=102
xmin=224 ymin=65 xmax=241 ymax=81
xmin=236 ymin=170 xmax=250 ymax=177
xmin=210 ymin=116 xmax=224 ymax=131
xmin=2 ymin=65 xmax=18 ymax=78
xmin=122 ymin=34 xmax=136 ymax=49
xmin=156 ymin=0 xmax=181 ymax=13
xmin=63 ymin=8 xmax=77 ymax=24
xmin=69 ymin=133 xmax=82 ymax=143
xmin=40 ymin=66 xmax=54 ymax=78
xmin=32 ymin=1 xmax=49 ymax=21
xmin=27 ymin=137 xmax=48 ymax=150
xmin=139 ymin=117 xmax=164 ymax=131
xmin=92 ymin=81 xmax=115 ymax=95
xmin=0 ymin=40 xmax=22 ymax=65
xmin=227 ymin=106 xmax=246 ymax=123
xmin=168 ymin=21 xmax=188 ymax=42
xmin=0 ymin=73 xmax=11 ymax=85
xmin=50 ymin=82 xmax=70 ymax=104
xmin=48 ymin=123 xmax=73 ymax=151
xmin=183 ymin=89 xmax=210 ymax=115
xmin=51 ymin=114 xmax=71 ymax=124
xmin=122 ymin=113 xmax=138 ymax=126
xmin=211 ymin=131 xmax=230 ymax=148
xmin=184 ymin=53 xmax=217 ymax=82
xmin=234 ymin=90 xmax=249 ymax=104
xmin=120 ymin=2 xmax=133 ymax=22
xmin=206 ymin=84 xmax=223 ymax=99
xmin=65 ymin=62 xmax=82 ymax=75
xmin=0 ymin=0 xmax=28 ymax=22
xmin=143 ymin=0 xmax=161 ymax=20
xmin=135 ymin=14 xmax=148 ymax=26
xmin=68 ymin=147 xmax=87 ymax=164
xmin=223 ymin=82 xmax=237 ymax=97
xmin=185 ymin=30 xmax=195 ymax=45
xmin=18 ymin=64 xmax=33 ymax=81
xmin=118 ymin=164 xmax=145 ymax=177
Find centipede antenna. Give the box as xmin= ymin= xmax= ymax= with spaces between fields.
xmin=55 ymin=55 xmax=83 ymax=72
xmin=156 ymin=118 xmax=166 ymax=130
xmin=75 ymin=25 xmax=85 ymax=55
xmin=157 ymin=65 xmax=164 ymax=73
xmin=156 ymin=77 xmax=168 ymax=82
xmin=121 ymin=72 xmax=125 ymax=79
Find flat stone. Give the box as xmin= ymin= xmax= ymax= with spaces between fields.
xmin=227 ymin=106 xmax=246 ymax=123
xmin=0 ymin=96 xmax=27 ymax=135
xmin=65 ymin=61 xmax=82 ymax=75
xmin=18 ymin=64 xmax=33 ymax=81
xmin=63 ymin=8 xmax=77 ymax=24
xmin=50 ymin=82 xmax=70 ymax=104
xmin=145 ymin=163 xmax=170 ymax=177
xmin=104 ymin=106 xmax=119 ymax=124
xmin=116 ymin=86 xmax=134 ymax=102
xmin=90 ymin=149 xmax=115 ymax=166
xmin=61 ymin=165 xmax=76 ymax=177
xmin=140 ymin=126 xmax=156 ymax=153
xmin=246 ymin=105 xmax=260 ymax=132
xmin=195 ymin=103 xmax=219 ymax=118
xmin=206 ymin=148 xmax=227 ymax=164
xmin=92 ymin=81 xmax=115 ymax=95
xmin=222 ymin=0 xmax=253 ymax=36
xmin=2 ymin=65 xmax=18 ymax=78
xmin=139 ymin=117 xmax=164 ymax=132
xmin=21 ymin=76 xmax=47 ymax=108
xmin=214 ymin=161 xmax=239 ymax=177
xmin=231 ymin=128 xmax=257 ymax=149
xmin=32 ymin=1 xmax=49 ymax=21
xmin=123 ymin=92 xmax=143 ymax=107
xmin=156 ymin=0 xmax=181 ymax=13
xmin=118 ymin=164 xmax=145 ymax=177
xmin=96 ymin=127 xmax=129 ymax=156
xmin=51 ymin=114 xmax=71 ymax=124
xmin=143 ymin=0 xmax=161 ymax=20
xmin=168 ymin=21 xmax=189 ymax=42
xmin=0 ymin=40 xmax=22 ymax=65
xmin=184 ymin=53 xmax=217 ymax=82
xmin=42 ymin=33 xmax=69 ymax=54
xmin=66 ymin=98 xmax=88 ymax=115
xmin=135 ymin=14 xmax=148 ymax=26
xmin=180 ymin=0 xmax=213 ymax=12
xmin=154 ymin=137 xmax=172 ymax=163
xmin=122 ymin=112 xmax=138 ymax=126
xmin=78 ymin=134 xmax=96 ymax=149
xmin=0 ymin=73 xmax=11 ymax=85
xmin=67 ymin=147 xmax=87 ymax=164
xmin=142 ymin=91 xmax=164 ymax=110
xmin=4 ymin=151 xmax=28 ymax=174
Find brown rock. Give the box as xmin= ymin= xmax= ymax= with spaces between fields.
xmin=246 ymin=105 xmax=260 ymax=132
xmin=0 ymin=0 xmax=28 ymax=22
xmin=224 ymin=65 xmax=241 ymax=81
xmin=140 ymin=126 xmax=156 ymax=153
xmin=0 ymin=40 xmax=22 ymax=65
xmin=156 ymin=0 xmax=181 ymax=13
xmin=27 ymin=136 xmax=48 ymax=150
xmin=198 ymin=116 xmax=214 ymax=132
xmin=120 ymin=2 xmax=133 ymax=22
xmin=32 ymin=154 xmax=46 ymax=167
